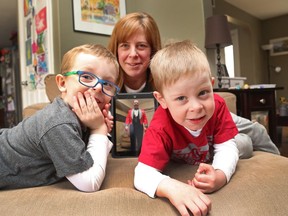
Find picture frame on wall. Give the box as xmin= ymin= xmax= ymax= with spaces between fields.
xmin=269 ymin=37 xmax=288 ymax=56
xmin=111 ymin=93 xmax=159 ymax=158
xmin=72 ymin=0 xmax=126 ymax=35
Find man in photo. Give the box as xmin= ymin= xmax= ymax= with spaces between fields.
xmin=125 ymin=100 xmax=148 ymax=153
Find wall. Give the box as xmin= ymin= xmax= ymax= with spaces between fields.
xmin=52 ymin=1 xmax=61 ymax=74
xmin=262 ymin=14 xmax=288 ymax=100
xmin=212 ymin=0 xmax=264 ymax=85
xmin=213 ymin=0 xmax=288 ymax=99
xmin=55 ymin=0 xmax=208 ymax=74
xmin=52 ymin=0 xmax=287 ymax=99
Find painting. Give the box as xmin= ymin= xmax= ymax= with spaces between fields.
xmin=111 ymin=93 xmax=158 ymax=157
xmin=269 ymin=37 xmax=288 ymax=56
xmin=72 ymin=0 xmax=126 ymax=35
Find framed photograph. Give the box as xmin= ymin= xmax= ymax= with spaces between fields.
xmin=72 ymin=0 xmax=126 ymax=35
xmin=269 ymin=37 xmax=288 ymax=56
xmin=111 ymin=93 xmax=158 ymax=158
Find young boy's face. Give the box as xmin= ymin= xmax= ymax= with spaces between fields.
xmin=60 ymin=53 xmax=118 ymax=110
xmin=154 ymin=71 xmax=215 ymax=131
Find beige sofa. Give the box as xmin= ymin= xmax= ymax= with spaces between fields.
xmin=2 ymin=74 xmax=288 ymax=216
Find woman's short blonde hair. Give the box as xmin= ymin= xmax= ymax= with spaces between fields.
xmin=150 ymin=40 xmax=211 ymax=94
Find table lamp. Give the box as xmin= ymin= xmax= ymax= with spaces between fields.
xmin=205 ymin=15 xmax=232 ymax=88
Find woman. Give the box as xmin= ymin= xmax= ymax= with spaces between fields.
xmin=108 ymin=12 xmax=161 ymax=93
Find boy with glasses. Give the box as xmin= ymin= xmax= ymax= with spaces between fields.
xmin=0 ymin=44 xmax=119 ymax=191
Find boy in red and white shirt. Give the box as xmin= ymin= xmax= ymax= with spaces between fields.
xmin=134 ymin=40 xmax=239 ymax=216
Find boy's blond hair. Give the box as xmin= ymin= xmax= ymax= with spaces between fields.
xmin=60 ymin=44 xmax=119 ymax=78
xmin=150 ymin=40 xmax=211 ymax=93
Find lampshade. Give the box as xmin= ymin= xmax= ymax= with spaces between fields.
xmin=205 ymin=15 xmax=232 ymax=49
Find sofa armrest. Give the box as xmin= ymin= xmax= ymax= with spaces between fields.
xmin=44 ymin=74 xmax=61 ymax=102
xmin=22 ymin=102 xmax=50 ymax=119
xmin=215 ymin=92 xmax=237 ymax=114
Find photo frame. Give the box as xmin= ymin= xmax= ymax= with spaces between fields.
xmin=72 ymin=0 xmax=126 ymax=35
xmin=111 ymin=93 xmax=158 ymax=158
xmin=269 ymin=37 xmax=288 ymax=56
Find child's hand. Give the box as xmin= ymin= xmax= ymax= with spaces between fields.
xmin=156 ymin=178 xmax=211 ymax=216
xmin=72 ymin=92 xmax=107 ymax=135
xmin=188 ymin=163 xmax=227 ymax=193
xmin=102 ymin=103 xmax=113 ymax=133
xmin=125 ymin=125 xmax=129 ymax=131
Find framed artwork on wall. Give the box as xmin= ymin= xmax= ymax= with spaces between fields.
xmin=111 ymin=93 xmax=159 ymax=158
xmin=269 ymin=37 xmax=288 ymax=56
xmin=72 ymin=0 xmax=126 ymax=35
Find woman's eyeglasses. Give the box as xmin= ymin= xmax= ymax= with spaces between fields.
xmin=64 ymin=71 xmax=119 ymax=97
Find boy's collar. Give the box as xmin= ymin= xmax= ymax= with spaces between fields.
xmin=185 ymin=126 xmax=202 ymax=137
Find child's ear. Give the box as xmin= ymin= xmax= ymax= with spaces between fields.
xmin=55 ymin=74 xmax=67 ymax=92
xmin=153 ymin=91 xmax=168 ymax=109
xmin=211 ymin=77 xmax=215 ymax=86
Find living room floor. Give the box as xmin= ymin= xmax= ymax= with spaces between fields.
xmin=278 ymin=127 xmax=288 ymax=157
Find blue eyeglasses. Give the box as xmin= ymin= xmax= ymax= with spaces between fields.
xmin=64 ymin=71 xmax=120 ymax=97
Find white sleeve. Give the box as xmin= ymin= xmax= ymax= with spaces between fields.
xmin=212 ymin=138 xmax=239 ymax=182
xmin=134 ymin=162 xmax=170 ymax=198
xmin=66 ymin=134 xmax=112 ymax=192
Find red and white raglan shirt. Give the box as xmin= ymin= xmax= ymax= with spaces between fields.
xmin=134 ymin=94 xmax=239 ymax=197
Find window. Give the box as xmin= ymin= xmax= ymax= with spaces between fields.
xmin=224 ymin=29 xmax=240 ymax=78
xmin=224 ymin=45 xmax=234 ymax=77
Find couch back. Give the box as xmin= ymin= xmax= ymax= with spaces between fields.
xmin=44 ymin=74 xmax=237 ymax=114
xmin=45 ymin=74 xmax=61 ymax=102
xmin=215 ymin=92 xmax=237 ymax=114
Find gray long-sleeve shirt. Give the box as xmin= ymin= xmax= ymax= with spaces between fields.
xmin=0 ymin=97 xmax=93 ymax=189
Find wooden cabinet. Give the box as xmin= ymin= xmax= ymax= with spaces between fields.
xmin=214 ymin=87 xmax=283 ymax=146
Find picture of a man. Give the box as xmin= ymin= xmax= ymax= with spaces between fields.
xmin=125 ymin=100 xmax=148 ymax=153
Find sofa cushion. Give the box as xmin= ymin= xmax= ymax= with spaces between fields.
xmin=169 ymin=151 xmax=288 ymax=215
xmin=1 ymin=152 xmax=286 ymax=216
xmin=22 ymin=75 xmax=237 ymax=120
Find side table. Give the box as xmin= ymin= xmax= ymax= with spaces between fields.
xmin=214 ymin=87 xmax=284 ymax=146
xmin=277 ymin=115 xmax=288 ymax=146
xmin=277 ymin=115 xmax=288 ymax=127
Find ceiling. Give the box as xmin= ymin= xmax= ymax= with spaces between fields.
xmin=224 ymin=0 xmax=288 ymax=20
xmin=0 ymin=0 xmax=288 ymax=49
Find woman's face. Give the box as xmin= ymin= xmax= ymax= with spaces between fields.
xmin=117 ymin=29 xmax=152 ymax=82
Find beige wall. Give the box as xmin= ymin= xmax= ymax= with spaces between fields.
xmin=54 ymin=0 xmax=207 ymax=74
xmin=212 ymin=0 xmax=264 ymax=85
xmin=262 ymin=15 xmax=288 ymax=100
xmin=52 ymin=0 xmax=288 ymax=99
xmin=213 ymin=0 xmax=288 ymax=100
